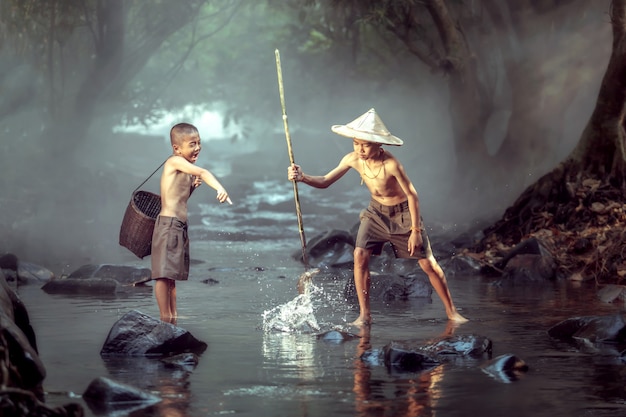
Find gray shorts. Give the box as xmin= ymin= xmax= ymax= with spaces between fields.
xmin=151 ymin=215 xmax=190 ymax=281
xmin=355 ymin=199 xmax=432 ymax=259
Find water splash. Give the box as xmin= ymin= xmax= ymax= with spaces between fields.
xmin=262 ymin=272 xmax=322 ymax=333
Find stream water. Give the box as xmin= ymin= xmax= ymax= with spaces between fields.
xmin=15 ymin=166 xmax=626 ymax=417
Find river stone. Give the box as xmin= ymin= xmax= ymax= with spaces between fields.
xmin=481 ymin=354 xmax=529 ymax=383
xmin=0 ymin=271 xmax=44 ymax=400
xmin=41 ymin=277 xmax=121 ymax=295
xmin=597 ymin=284 xmax=626 ymax=303
xmin=100 ymin=310 xmax=208 ymax=357
xmin=420 ymin=334 xmax=493 ymax=358
xmin=16 ymin=261 xmax=55 ymax=284
xmin=496 ymin=237 xmax=557 ymax=282
xmin=442 ymin=254 xmax=482 ymax=276
xmin=382 ymin=342 xmax=440 ymax=373
xmin=0 ymin=253 xmax=18 ymax=270
xmin=0 ymin=273 xmax=38 ymax=351
xmin=297 ymin=229 xmax=355 ymax=268
xmin=83 ymin=376 xmax=161 ymax=415
xmin=68 ymin=264 xmax=152 ymax=285
xmin=548 ymin=314 xmax=626 ymax=344
xmin=1 ymin=254 xmax=56 ymax=285
xmin=316 ymin=329 xmax=360 ymax=344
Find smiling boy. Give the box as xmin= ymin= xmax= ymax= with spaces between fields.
xmin=287 ymin=109 xmax=467 ymax=326
xmin=151 ymin=122 xmax=230 ymax=322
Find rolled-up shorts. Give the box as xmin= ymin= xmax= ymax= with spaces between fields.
xmin=355 ymin=199 xmax=432 ymax=259
xmin=151 ymin=215 xmax=190 ymax=281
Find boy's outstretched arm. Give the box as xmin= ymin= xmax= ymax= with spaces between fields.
xmin=170 ymin=156 xmax=232 ymax=204
xmin=288 ymin=154 xmax=352 ymax=189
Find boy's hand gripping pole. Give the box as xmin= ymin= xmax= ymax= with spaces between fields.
xmin=275 ymin=49 xmax=309 ymax=268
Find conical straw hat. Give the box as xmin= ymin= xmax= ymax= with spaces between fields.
xmin=331 ymin=108 xmax=403 ymax=146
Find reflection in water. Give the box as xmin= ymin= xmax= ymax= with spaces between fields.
xmin=353 ymin=323 xmax=463 ymax=417
xmin=261 ymin=332 xmax=322 ymax=382
xmin=19 ymin=255 xmax=626 ymax=417
xmin=102 ymin=356 xmax=193 ymax=417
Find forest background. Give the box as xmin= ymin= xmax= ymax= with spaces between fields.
xmin=1 ymin=0 xmax=623 ymax=283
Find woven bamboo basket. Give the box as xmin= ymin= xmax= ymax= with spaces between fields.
xmin=119 ymin=190 xmax=162 ymax=258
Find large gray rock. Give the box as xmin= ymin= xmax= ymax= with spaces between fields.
xmin=0 ymin=270 xmax=83 ymax=415
xmin=295 ymin=229 xmax=355 ymax=268
xmin=548 ymin=314 xmax=626 ymax=344
xmin=100 ymin=310 xmax=207 ymax=357
xmin=0 ymin=271 xmax=45 ymax=392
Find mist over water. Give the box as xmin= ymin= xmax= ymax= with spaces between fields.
xmin=0 ymin=1 xmax=613 ymax=282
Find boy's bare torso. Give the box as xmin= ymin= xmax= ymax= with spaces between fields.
xmin=159 ymin=160 xmax=193 ymax=222
xmin=346 ymin=150 xmax=407 ymax=206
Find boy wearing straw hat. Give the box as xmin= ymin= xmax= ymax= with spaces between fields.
xmin=287 ymin=109 xmax=467 ymax=326
xmin=152 ymin=122 xmax=231 ymax=322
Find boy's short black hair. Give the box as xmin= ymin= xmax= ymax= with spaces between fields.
xmin=170 ymin=123 xmax=198 ymax=146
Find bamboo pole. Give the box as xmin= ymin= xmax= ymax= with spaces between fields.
xmin=275 ymin=49 xmax=309 ymax=268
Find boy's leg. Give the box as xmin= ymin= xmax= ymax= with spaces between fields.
xmin=352 ymin=247 xmax=373 ymax=326
xmin=154 ymin=278 xmax=173 ymax=320
xmin=170 ymin=282 xmax=177 ymax=319
xmin=418 ymin=257 xmax=468 ymax=323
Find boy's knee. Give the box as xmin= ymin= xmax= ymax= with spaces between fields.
xmin=353 ymin=247 xmax=370 ymax=263
xmin=418 ymin=257 xmax=438 ymax=272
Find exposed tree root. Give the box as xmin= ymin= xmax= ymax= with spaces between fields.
xmin=470 ymin=176 xmax=626 ymax=284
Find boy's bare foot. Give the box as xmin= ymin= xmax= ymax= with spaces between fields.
xmin=160 ymin=315 xmax=177 ymax=325
xmin=448 ymin=311 xmax=469 ymax=323
xmin=350 ymin=316 xmax=371 ymax=327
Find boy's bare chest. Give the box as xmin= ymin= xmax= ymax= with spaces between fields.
xmin=359 ymin=159 xmax=387 ymax=182
xmin=163 ymin=171 xmax=193 ymax=198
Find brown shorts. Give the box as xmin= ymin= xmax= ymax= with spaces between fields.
xmin=355 ymin=199 xmax=432 ymax=259
xmin=151 ymin=215 xmax=190 ymax=281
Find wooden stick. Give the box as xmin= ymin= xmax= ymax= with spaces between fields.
xmin=275 ymin=49 xmax=309 ymax=267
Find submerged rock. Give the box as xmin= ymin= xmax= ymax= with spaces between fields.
xmin=421 ymin=334 xmax=493 ymax=358
xmin=481 ymin=354 xmax=529 ymax=383
xmin=316 ymin=329 xmax=360 ymax=344
xmin=597 ymin=285 xmax=626 ymax=304
xmin=361 ymin=342 xmax=440 ymax=374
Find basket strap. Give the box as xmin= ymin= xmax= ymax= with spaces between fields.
xmin=133 ymin=158 xmax=168 ymax=193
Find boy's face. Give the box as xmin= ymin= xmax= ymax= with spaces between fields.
xmin=173 ymin=133 xmax=202 ymax=163
xmin=353 ymin=139 xmax=381 ymax=160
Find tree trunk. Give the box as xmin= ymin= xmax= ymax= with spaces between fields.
xmin=477 ymin=0 xmax=626 ymax=283
xmin=564 ymin=0 xmax=626 ymax=185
